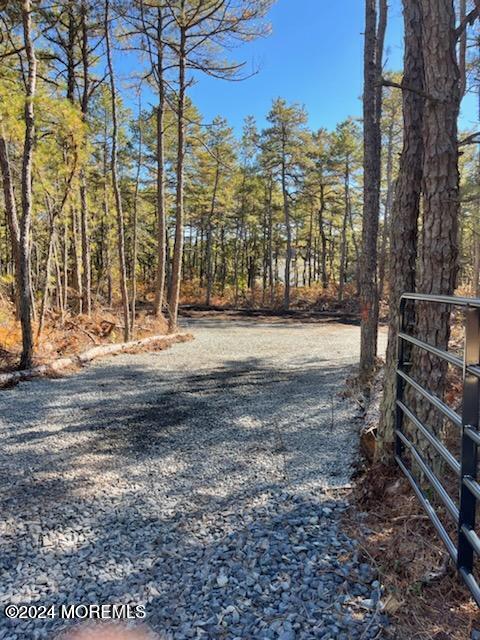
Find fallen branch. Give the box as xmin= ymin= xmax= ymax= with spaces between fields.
xmin=0 ymin=332 xmax=191 ymax=387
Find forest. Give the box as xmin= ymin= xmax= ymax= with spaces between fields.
xmin=3 ymin=1 xmax=480 ymax=638
xmin=0 ymin=0 xmax=478 ymax=372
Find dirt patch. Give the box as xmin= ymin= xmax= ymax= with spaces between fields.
xmin=179 ymin=305 xmax=363 ymax=325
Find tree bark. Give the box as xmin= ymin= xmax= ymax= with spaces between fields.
xmin=131 ymin=97 xmax=142 ymax=334
xmin=153 ymin=7 xmax=167 ymax=317
xmin=206 ymin=162 xmax=220 ymax=306
xmin=378 ymin=116 xmax=395 ymax=302
xmin=168 ymin=23 xmax=186 ymax=330
xmin=79 ymin=1 xmax=91 ymax=315
xmin=37 ymin=201 xmax=56 ymax=339
xmin=282 ymin=136 xmax=291 ymax=310
xmin=410 ymin=0 xmax=460 ymax=467
xmin=339 ymin=159 xmax=350 ymax=302
xmin=105 ymin=0 xmax=130 ymax=342
xmin=359 ymin=0 xmax=387 ymax=381
xmin=19 ymin=0 xmax=36 ymax=370
xmin=0 ymin=130 xmax=21 ymax=318
xmin=378 ymin=0 xmax=424 ymax=462
xmin=318 ymin=185 xmax=328 ymax=289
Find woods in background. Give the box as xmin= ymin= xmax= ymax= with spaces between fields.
xmin=1 ymin=0 xmax=480 ymax=406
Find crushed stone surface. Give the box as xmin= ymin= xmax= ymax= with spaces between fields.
xmin=0 ymin=318 xmax=389 ymax=639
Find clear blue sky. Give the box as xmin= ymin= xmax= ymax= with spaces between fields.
xmin=120 ymin=0 xmax=478 ymax=134
xmin=189 ymin=0 xmax=406 ymax=133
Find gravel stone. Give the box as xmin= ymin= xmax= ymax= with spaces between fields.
xmin=0 ymin=318 xmax=389 ymax=639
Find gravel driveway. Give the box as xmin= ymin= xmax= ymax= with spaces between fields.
xmin=0 ymin=318 xmax=389 ymax=640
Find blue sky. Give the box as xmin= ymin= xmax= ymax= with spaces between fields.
xmin=120 ymin=0 xmax=478 ymax=134
xmin=186 ymin=0 xmax=405 ymax=133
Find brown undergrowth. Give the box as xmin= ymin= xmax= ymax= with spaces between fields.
xmin=345 ymin=462 xmax=480 ymax=639
xmin=0 ymin=300 xmax=169 ymax=374
xmin=179 ymin=281 xmax=362 ymax=314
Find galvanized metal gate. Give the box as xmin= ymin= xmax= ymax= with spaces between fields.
xmin=396 ymin=293 xmax=480 ymax=605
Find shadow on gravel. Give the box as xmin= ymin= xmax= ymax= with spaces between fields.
xmin=0 ymin=355 xmax=355 ymax=517
xmin=0 ymin=349 xmax=385 ymax=639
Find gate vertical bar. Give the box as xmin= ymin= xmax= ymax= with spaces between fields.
xmin=395 ymin=297 xmax=407 ymax=459
xmin=458 ymin=307 xmax=480 ymax=574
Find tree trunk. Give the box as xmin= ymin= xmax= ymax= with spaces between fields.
xmin=319 ymin=185 xmax=328 ymax=289
xmin=79 ymin=174 xmax=91 ymax=315
xmin=282 ymin=147 xmax=291 ymax=310
xmin=131 ymin=97 xmax=142 ymax=334
xmin=70 ymin=206 xmax=82 ymax=312
xmin=474 ymin=229 xmax=480 ymax=297
xmin=19 ymin=0 xmax=36 ymax=370
xmin=153 ymin=7 xmax=167 ymax=317
xmin=267 ymin=178 xmax=274 ymax=305
xmin=0 ymin=130 xmax=21 ymax=318
xmin=378 ymin=0 xmax=424 ymax=462
xmin=38 ymin=203 xmax=56 ymax=339
xmin=79 ymin=1 xmax=91 ymax=315
xmin=359 ymin=0 xmax=387 ymax=381
xmin=168 ymin=24 xmax=186 ymax=330
xmin=105 ymin=0 xmax=130 ymax=342
xmin=378 ymin=117 xmax=395 ymax=302
xmin=339 ymin=159 xmax=350 ymax=302
xmin=206 ymin=163 xmax=220 ymax=306
xmin=409 ymin=0 xmax=460 ymax=468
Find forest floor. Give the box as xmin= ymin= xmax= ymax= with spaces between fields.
xmin=0 ymin=317 xmax=391 ymax=640
xmin=0 ymin=303 xmax=170 ymax=375
xmin=347 ymin=365 xmax=480 ymax=640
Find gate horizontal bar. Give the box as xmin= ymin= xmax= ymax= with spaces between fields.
xmin=461 ymin=524 xmax=480 ymax=557
xmin=398 ymin=332 xmax=463 ymax=368
xmin=397 ymin=400 xmax=460 ymax=475
xmin=401 ymin=293 xmax=480 ymax=308
xmin=397 ymin=369 xmax=462 ymax=428
xmin=396 ymin=430 xmax=459 ymax=521
xmin=463 ymin=476 xmax=480 ymax=502
xmin=459 ymin=568 xmax=480 ymax=607
xmin=395 ymin=455 xmax=457 ymax=561
xmin=465 ymin=427 xmax=480 ymax=447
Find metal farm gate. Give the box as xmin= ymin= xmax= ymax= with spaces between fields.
xmin=396 ymin=293 xmax=480 ymax=606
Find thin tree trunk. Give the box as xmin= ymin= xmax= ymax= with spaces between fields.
xmin=38 ymin=203 xmax=56 ymax=339
xmin=378 ymin=117 xmax=395 ymax=301
xmin=168 ymin=23 xmax=186 ymax=330
xmin=0 ymin=130 xmax=21 ymax=318
xmin=360 ymin=0 xmax=387 ymax=381
xmin=339 ymin=159 xmax=350 ymax=303
xmin=79 ymin=1 xmax=91 ymax=315
xmin=70 ymin=206 xmax=82 ymax=312
xmin=319 ymin=185 xmax=328 ymax=289
xmin=206 ymin=163 xmax=220 ymax=306
xmin=267 ymin=178 xmax=274 ymax=305
xmin=307 ymin=207 xmax=313 ymax=287
xmin=153 ymin=7 xmax=166 ymax=316
xmin=53 ymin=239 xmax=64 ymax=322
xmin=63 ymin=217 xmax=68 ymax=314
xmin=131 ymin=96 xmax=142 ymax=334
xmin=79 ymin=174 xmax=91 ymax=315
xmin=105 ymin=0 xmax=130 ymax=342
xmin=282 ymin=146 xmax=291 ymax=310
xmin=19 ymin=0 xmax=36 ymax=370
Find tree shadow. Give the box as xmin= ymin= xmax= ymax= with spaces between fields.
xmin=0 ymin=332 xmax=381 ymax=638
